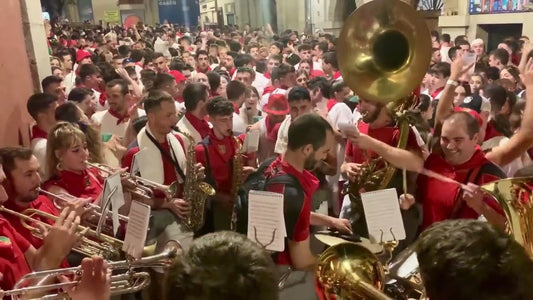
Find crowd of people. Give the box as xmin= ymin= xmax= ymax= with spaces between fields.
xmin=1 ymin=13 xmax=533 ymax=299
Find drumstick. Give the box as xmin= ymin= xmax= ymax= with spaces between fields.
xmin=419 ymin=168 xmax=470 ymax=191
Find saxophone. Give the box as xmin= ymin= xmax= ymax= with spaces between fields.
xmin=181 ymin=131 xmax=216 ymax=232
xmin=230 ymin=136 xmax=244 ymax=231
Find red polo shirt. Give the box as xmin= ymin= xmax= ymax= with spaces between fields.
xmin=418 ymin=149 xmax=505 ymax=230
xmin=263 ymin=156 xmax=319 ymax=266
xmin=345 ymin=122 xmax=419 ymax=163
xmin=0 ymin=218 xmax=31 ymax=291
xmin=31 ymin=125 xmax=48 ymax=140
xmin=185 ymin=112 xmax=210 ymax=139
xmin=122 ymin=134 xmax=186 ymax=187
xmin=194 ymin=130 xmax=245 ymax=194
xmin=43 ymin=168 xmax=104 ymax=203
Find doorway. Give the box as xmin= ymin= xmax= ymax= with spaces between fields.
xmin=478 ymin=23 xmax=523 ymax=51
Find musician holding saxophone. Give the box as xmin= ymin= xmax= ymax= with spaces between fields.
xmin=0 ymin=155 xmax=83 ymax=292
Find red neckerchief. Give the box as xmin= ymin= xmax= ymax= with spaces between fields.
xmin=430 ymin=86 xmax=444 ymax=99
xmin=196 ymin=66 xmax=211 ymax=73
xmin=31 ymin=125 xmax=48 ymax=140
xmin=99 ymin=89 xmax=107 ymax=107
xmin=108 ymin=109 xmax=130 ymax=125
xmin=185 ymin=112 xmax=210 ymax=138
xmin=326 ymin=99 xmax=337 ymax=112
xmin=175 ymin=96 xmax=184 ymax=103
xmin=135 ymin=62 xmax=143 ymax=68
xmin=484 ymin=121 xmax=503 ymax=141
xmin=267 ymin=156 xmax=320 ymax=197
xmin=265 ymin=115 xmax=281 ymax=142
xmin=263 ymin=85 xmax=276 ymax=95
xmin=43 ymin=168 xmax=103 ymax=203
xmin=264 ymin=71 xmax=271 ymax=79
xmin=229 ymin=67 xmax=237 ymax=78
xmin=233 ymin=102 xmax=240 ymax=115
xmin=333 ymin=70 xmax=342 ymax=80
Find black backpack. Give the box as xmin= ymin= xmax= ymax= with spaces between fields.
xmin=235 ymin=156 xmax=303 ymax=234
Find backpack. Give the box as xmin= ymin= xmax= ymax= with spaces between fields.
xmin=235 ymin=156 xmax=303 ymax=234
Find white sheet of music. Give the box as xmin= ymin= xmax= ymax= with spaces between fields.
xmin=247 ymin=190 xmax=286 ymax=252
xmin=122 ymin=201 xmax=151 ymax=259
xmin=361 ymin=188 xmax=406 ymax=242
xmin=244 ymin=129 xmax=260 ymax=153
xmin=105 ymin=172 xmax=125 ymax=236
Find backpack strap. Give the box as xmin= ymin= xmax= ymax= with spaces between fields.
xmin=199 ymin=136 xmax=216 ymax=189
xmin=449 ymin=166 xmax=483 ymax=219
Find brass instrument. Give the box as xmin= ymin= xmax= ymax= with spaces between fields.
xmin=86 ymin=161 xmax=179 ymax=202
xmin=481 ymin=176 xmax=533 ymax=257
xmin=181 ymin=132 xmax=216 ymax=232
xmin=0 ymin=205 xmax=123 ymax=260
xmin=230 ymin=136 xmax=245 ymax=231
xmin=316 ymin=242 xmax=390 ymax=300
xmin=1 ymin=240 xmax=181 ymax=299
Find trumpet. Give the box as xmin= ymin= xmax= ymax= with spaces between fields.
xmin=86 ymin=161 xmax=179 ymax=202
xmin=0 ymin=205 xmax=123 ymax=260
xmin=0 ymin=240 xmax=181 ymax=299
xmin=37 ymin=187 xmax=130 ymax=223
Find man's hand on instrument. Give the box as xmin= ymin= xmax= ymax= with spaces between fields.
xmin=341 ymin=162 xmax=361 ymax=181
xmin=328 ymin=217 xmax=353 ymax=235
xmin=66 ymin=197 xmax=93 ymax=217
xmin=347 ymin=132 xmax=375 ymax=151
xmin=399 ymin=193 xmax=416 ymax=210
xmin=463 ymin=183 xmax=484 ymax=213
xmin=60 ymin=256 xmax=111 ymax=300
xmin=194 ymin=163 xmax=206 ymax=180
xmin=243 ymin=166 xmax=257 ymax=179
xmin=165 ymin=198 xmax=191 ymax=220
xmin=43 ymin=207 xmax=87 ymax=259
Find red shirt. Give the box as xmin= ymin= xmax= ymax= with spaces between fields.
xmin=122 ymin=134 xmax=186 ymax=187
xmin=430 ymin=86 xmax=444 ymax=99
xmin=43 ymin=168 xmax=104 ymax=203
xmin=264 ymin=156 xmax=319 ymax=266
xmin=484 ymin=121 xmax=504 ymax=142
xmin=185 ymin=112 xmax=210 ymax=139
xmin=194 ymin=130 xmax=245 ymax=194
xmin=418 ymin=149 xmax=505 ymax=230
xmin=326 ymin=99 xmax=337 ymax=112
xmin=345 ymin=122 xmax=419 ymax=163
xmin=0 ymin=218 xmax=31 ymax=291
xmin=333 ymin=70 xmax=342 ymax=80
xmin=31 ymin=125 xmax=48 ymax=140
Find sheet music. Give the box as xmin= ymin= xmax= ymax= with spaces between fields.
xmin=360 ymin=188 xmax=406 ymax=242
xmin=244 ymin=129 xmax=260 ymax=153
xmin=247 ymin=190 xmax=286 ymax=252
xmin=132 ymin=149 xmax=150 ymax=177
xmin=122 ymin=201 xmax=151 ymax=259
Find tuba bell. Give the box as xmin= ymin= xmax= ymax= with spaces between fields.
xmin=481 ymin=176 xmax=533 ymax=257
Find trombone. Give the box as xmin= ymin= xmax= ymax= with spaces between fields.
xmin=37 ymin=187 xmax=130 ymax=223
xmin=86 ymin=161 xmax=180 ymax=201
xmin=0 ymin=205 xmax=124 ymax=260
xmin=0 ymin=240 xmax=181 ymax=299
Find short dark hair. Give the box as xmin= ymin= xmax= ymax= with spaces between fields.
xmin=323 ymin=51 xmax=338 ymax=69
xmin=444 ymin=111 xmax=480 ymax=138
xmin=206 ymin=71 xmax=221 ymax=91
xmin=144 ymin=90 xmax=175 ymax=114
xmin=27 ymin=93 xmax=58 ymax=120
xmin=167 ymin=231 xmax=278 ymax=300
xmin=152 ymin=73 xmax=176 ymax=90
xmin=484 ymin=84 xmax=508 ymax=113
xmin=430 ymin=62 xmax=451 ymax=78
xmin=68 ymin=87 xmax=93 ymax=103
xmin=130 ymin=49 xmax=144 ymax=62
xmin=41 ymin=75 xmax=62 ymax=91
xmin=153 ymin=52 xmax=165 ymax=61
xmin=307 ymin=77 xmax=331 ymax=98
xmin=106 ymin=79 xmax=129 ymax=95
xmin=196 ymin=50 xmax=208 ymax=59
xmin=234 ymin=54 xmax=254 ymax=68
xmin=183 ymin=83 xmax=208 ymax=111
xmin=271 ymin=64 xmax=294 ymax=81
xmin=417 ymin=219 xmax=533 ymax=300
xmin=287 ymin=86 xmax=311 ymax=103
xmin=490 ymin=48 xmax=510 ymax=65
xmin=206 ymin=97 xmax=234 ymax=116
xmin=287 ymin=114 xmax=333 ymax=151
xmin=441 ymin=33 xmax=451 ymax=43
xmin=448 ymin=46 xmax=460 ymax=61
xmin=78 ymin=64 xmax=100 ymax=81
xmin=55 ymin=101 xmax=82 ymax=123
xmin=0 ymin=147 xmax=33 ymax=178
xmin=226 ymin=80 xmax=246 ymax=101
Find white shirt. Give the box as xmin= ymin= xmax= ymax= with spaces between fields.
xmin=252 ymin=72 xmax=270 ymax=97
xmin=154 ymin=37 xmax=171 ymax=58
xmin=233 ymin=112 xmax=248 ymax=134
xmin=274 ymin=115 xmax=291 ymax=154
xmin=91 ymin=108 xmax=146 ymax=137
xmin=31 ymin=138 xmax=47 ymax=180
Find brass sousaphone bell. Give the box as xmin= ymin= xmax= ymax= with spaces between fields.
xmin=337 ymin=0 xmax=432 ymax=104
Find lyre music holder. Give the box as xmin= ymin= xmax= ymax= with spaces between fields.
xmin=253 ymin=226 xmax=277 ymax=249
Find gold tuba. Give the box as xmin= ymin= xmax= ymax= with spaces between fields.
xmin=316 ymin=242 xmax=390 ymax=300
xmin=339 ymin=0 xmax=431 ymax=213
xmin=181 ymin=131 xmax=216 ymax=232
xmin=481 ymin=176 xmax=533 ymax=257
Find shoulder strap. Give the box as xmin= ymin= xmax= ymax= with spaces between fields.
xmin=145 ymin=131 xmax=186 ymax=181
xmin=449 ymin=166 xmax=483 ymax=219
xmin=200 ymin=136 xmax=216 ymax=188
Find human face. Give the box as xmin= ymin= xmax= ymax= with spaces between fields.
xmin=79 ymin=57 xmax=92 ymax=65
xmin=194 ymin=73 xmax=210 ymax=89
xmin=46 ymin=81 xmax=67 ymax=105
xmin=58 ymin=141 xmax=89 ymax=173
xmin=500 ymin=69 xmax=516 ymax=83
xmin=470 ymin=75 xmax=483 ymax=93
xmin=112 ymin=58 xmax=123 ymax=69
xmin=270 ymin=45 xmax=280 ymax=55
xmin=183 ymin=70 xmax=192 ymax=83
xmin=335 ymin=86 xmax=352 ymax=102
xmin=8 ymin=156 xmax=41 ymax=204
xmin=154 ymin=57 xmax=168 ymax=73
xmin=78 ymin=94 xmax=96 ymax=116
xmin=289 ymin=99 xmax=313 ymax=120
xmin=245 ymin=92 xmax=259 ymax=111
xmin=236 ymin=72 xmax=253 ymax=86
xmin=322 ymin=62 xmax=332 ymax=75
xmin=50 ymin=58 xmax=61 ymax=68
xmin=197 ymin=54 xmax=209 ymax=70
xmin=453 ymin=86 xmax=467 ymax=106
xmin=61 ymin=54 xmax=73 ymax=70
xmin=224 ymin=55 xmax=234 ymax=69
xmin=219 ymin=48 xmax=228 ymax=60
xmin=359 ymin=99 xmax=382 ymax=124
xmin=149 ymin=101 xmax=179 ymax=135
xmin=459 ymin=44 xmax=470 ymax=54
xmin=489 ymin=55 xmax=501 ymax=69
xmin=431 ymin=50 xmax=442 ymax=64
xmin=211 ymin=114 xmax=233 ymax=137
xmin=86 ymin=73 xmax=103 ymax=90
xmin=299 ymin=62 xmax=311 ymax=74
xmin=53 ymin=68 xmax=64 ymax=79
xmin=106 ymin=85 xmax=127 ymax=113
xmin=209 ymin=46 xmax=218 ymax=58
xmin=440 ymin=119 xmax=478 ymax=165
xmin=0 ymin=165 xmax=7 ymax=202
xmin=472 ymin=43 xmax=484 ymax=56
xmin=300 ymin=50 xmax=311 ymax=60
xmin=303 ymin=130 xmax=334 ymax=170
xmin=296 ymin=74 xmax=308 ymax=87
xmin=430 ymin=73 xmax=447 ymax=89
xmin=249 ymin=47 xmax=259 ymax=60
xmin=267 ymin=59 xmax=280 ymax=73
